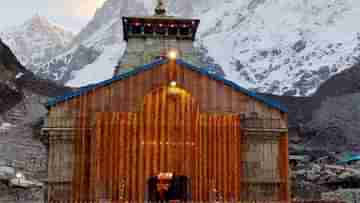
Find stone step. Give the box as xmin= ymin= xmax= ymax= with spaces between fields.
xmin=4 ymin=103 xmax=27 ymax=124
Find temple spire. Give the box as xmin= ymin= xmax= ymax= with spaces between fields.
xmin=155 ymin=0 xmax=167 ymax=16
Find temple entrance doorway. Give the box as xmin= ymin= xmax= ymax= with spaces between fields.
xmin=147 ymin=173 xmax=190 ymax=202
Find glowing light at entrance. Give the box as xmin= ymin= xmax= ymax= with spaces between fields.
xmin=158 ymin=172 xmax=174 ymax=180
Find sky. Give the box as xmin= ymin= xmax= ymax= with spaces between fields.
xmin=0 ymin=0 xmax=107 ymax=33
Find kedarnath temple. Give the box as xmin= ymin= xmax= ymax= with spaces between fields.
xmin=42 ymin=1 xmax=290 ymax=202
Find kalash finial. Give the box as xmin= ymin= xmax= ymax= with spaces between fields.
xmin=155 ymin=0 xmax=167 ymax=16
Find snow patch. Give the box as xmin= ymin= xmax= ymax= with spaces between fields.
xmin=15 ymin=72 xmax=24 ymax=79
xmin=66 ymin=44 xmax=126 ymax=87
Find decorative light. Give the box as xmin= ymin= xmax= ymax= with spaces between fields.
xmin=170 ymin=81 xmax=177 ymax=87
xmin=167 ymin=50 xmax=178 ymax=60
xmin=16 ymin=172 xmax=24 ymax=185
xmin=16 ymin=172 xmax=23 ymax=179
xmin=158 ymin=172 xmax=173 ymax=179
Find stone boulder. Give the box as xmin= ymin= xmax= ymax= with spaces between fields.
xmin=0 ymin=166 xmax=15 ymax=180
xmin=9 ymin=178 xmax=43 ymax=188
xmin=322 ymin=189 xmax=360 ymax=203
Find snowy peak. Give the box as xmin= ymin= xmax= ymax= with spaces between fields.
xmin=72 ymin=0 xmax=149 ymax=49
xmin=36 ymin=0 xmax=360 ymax=96
xmin=25 ymin=14 xmax=52 ymax=28
xmin=191 ymin=0 xmax=360 ymax=96
xmin=21 ymin=14 xmax=74 ymax=46
xmin=0 ymin=15 xmax=74 ymax=70
xmin=36 ymin=0 xmax=150 ymax=85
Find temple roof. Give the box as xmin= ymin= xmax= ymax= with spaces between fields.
xmin=123 ymin=15 xmax=199 ymax=21
xmin=122 ymin=16 xmax=200 ymax=41
xmin=47 ymin=59 xmax=288 ymax=113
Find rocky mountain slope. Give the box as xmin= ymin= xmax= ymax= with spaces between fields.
xmin=24 ymin=0 xmax=360 ymax=97
xmin=0 ymin=14 xmax=74 ymax=73
xmin=0 ymin=39 xmax=71 ymax=202
xmin=303 ymin=64 xmax=360 ymax=152
xmin=265 ymin=61 xmax=360 ymax=152
xmin=260 ymin=62 xmax=360 ymax=200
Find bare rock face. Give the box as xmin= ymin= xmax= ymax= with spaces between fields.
xmin=305 ymin=93 xmax=360 ymax=152
xmin=0 ymin=83 xmax=22 ymax=114
xmin=265 ymin=62 xmax=360 ymax=153
xmin=292 ymin=40 xmax=307 ymax=53
xmin=300 ymin=64 xmax=360 ymax=152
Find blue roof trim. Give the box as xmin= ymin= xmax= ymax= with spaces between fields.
xmin=47 ymin=59 xmax=168 ymax=107
xmin=176 ymin=59 xmax=288 ymax=113
xmin=47 ymin=58 xmax=288 ymax=113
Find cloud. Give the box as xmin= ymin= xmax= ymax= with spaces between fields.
xmin=55 ymin=0 xmax=106 ymax=17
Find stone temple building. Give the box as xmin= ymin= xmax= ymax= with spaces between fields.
xmin=42 ymin=1 xmax=290 ymax=202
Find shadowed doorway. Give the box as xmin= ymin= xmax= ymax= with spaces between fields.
xmin=147 ymin=173 xmax=190 ymax=202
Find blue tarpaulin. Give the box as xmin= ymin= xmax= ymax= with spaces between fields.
xmin=337 ymin=153 xmax=360 ymax=164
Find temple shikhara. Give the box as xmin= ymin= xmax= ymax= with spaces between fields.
xmin=42 ymin=1 xmax=290 ymax=202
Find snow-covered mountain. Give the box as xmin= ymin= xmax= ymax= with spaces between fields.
xmin=34 ymin=0 xmax=360 ymax=95
xmin=0 ymin=14 xmax=74 ymax=72
xmin=35 ymin=0 xmax=148 ymax=85
xmin=193 ymin=0 xmax=360 ymax=96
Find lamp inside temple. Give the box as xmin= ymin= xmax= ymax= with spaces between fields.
xmin=170 ymin=81 xmax=177 ymax=87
